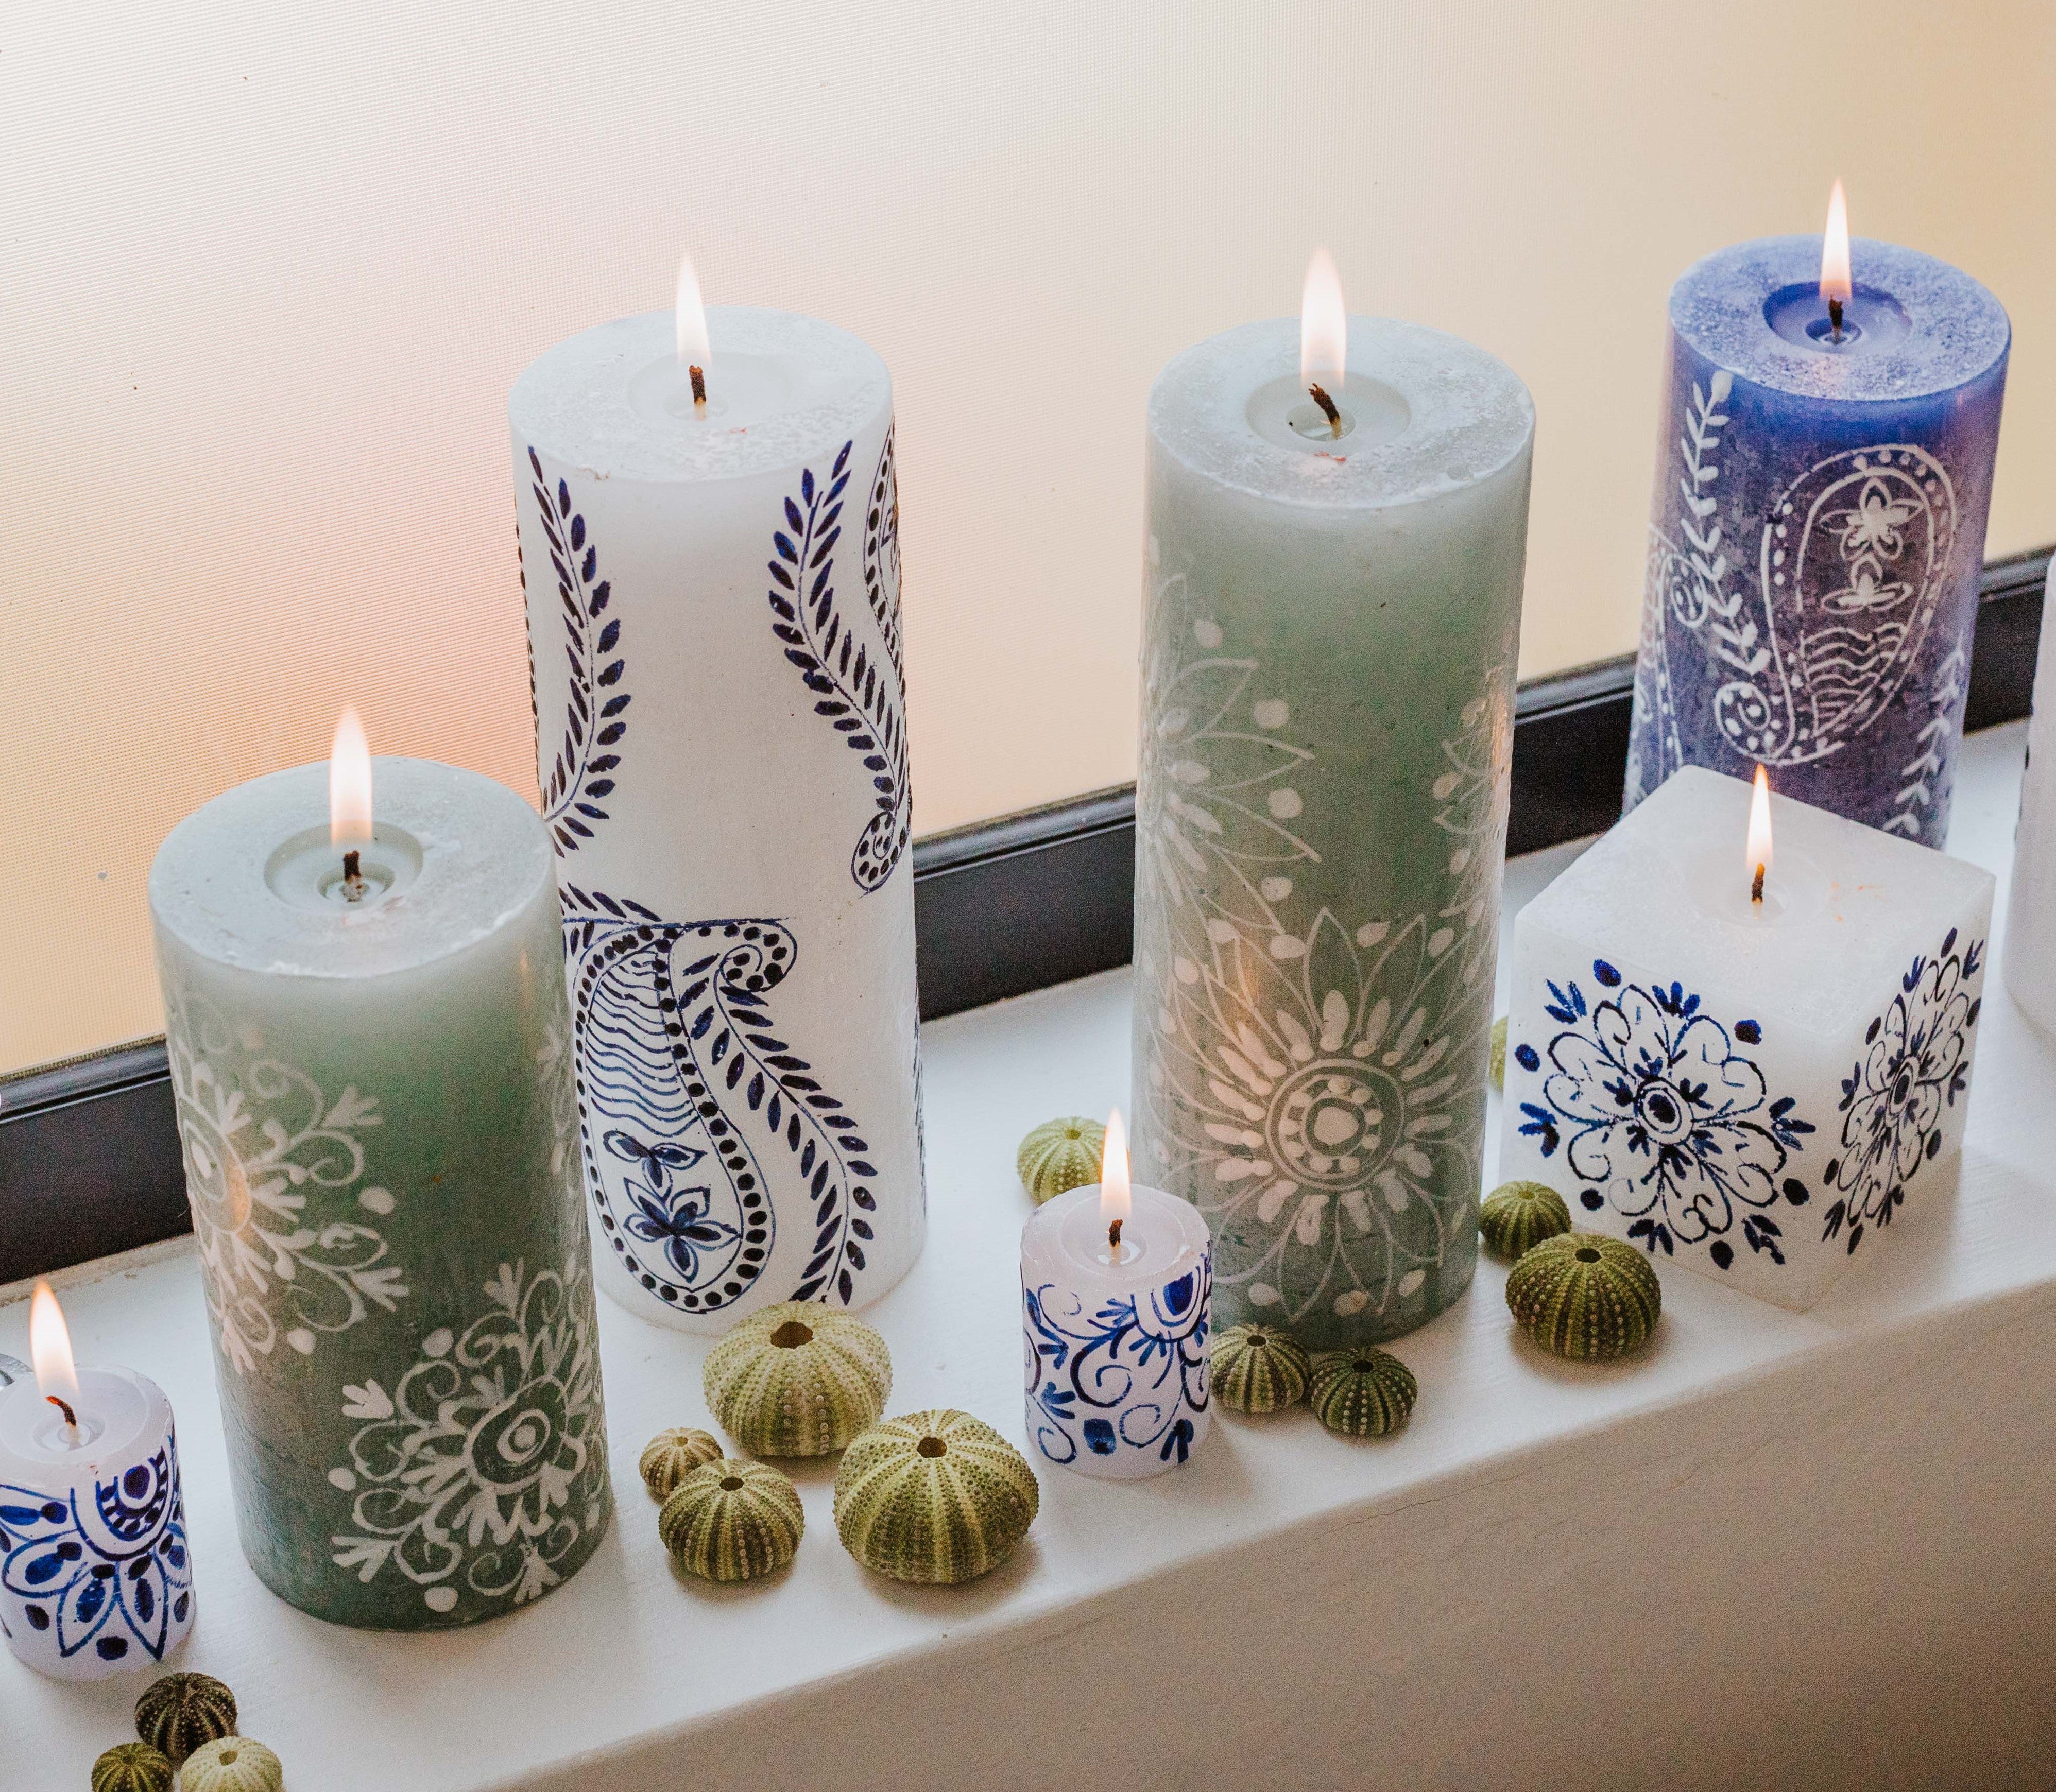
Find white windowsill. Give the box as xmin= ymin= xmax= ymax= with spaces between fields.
xmin=8 ymin=720 xmax=2055 ymax=1790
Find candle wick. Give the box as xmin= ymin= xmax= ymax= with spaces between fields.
xmin=1828 ymin=296 xmax=1844 ymax=344
xmin=1751 ymin=861 xmax=1766 ymax=905
xmin=1308 ymin=382 xmax=1343 ymax=439
xmin=341 ymin=848 xmax=368 ymax=904
xmin=45 ymin=1393 xmax=79 ymax=1440
xmin=1107 ymin=1217 xmax=1124 ymax=1255
xmin=689 ymin=364 xmax=707 ymax=418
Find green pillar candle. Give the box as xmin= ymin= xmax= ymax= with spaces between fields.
xmin=1133 ymin=269 xmax=1534 ymax=1349
xmin=147 ymin=748 xmax=611 ymax=1628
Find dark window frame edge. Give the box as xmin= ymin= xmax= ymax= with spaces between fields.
xmin=3 ymin=547 xmax=2046 ymax=1283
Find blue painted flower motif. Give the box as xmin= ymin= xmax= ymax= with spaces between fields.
xmin=1530 ymin=965 xmax=1814 ymax=1260
xmin=1822 ymin=933 xmax=1981 ymax=1255
xmin=0 ymin=1440 xmax=191 ymax=1665
xmin=1022 ymin=1256 xmax=1211 ymax=1469
xmin=607 ymin=1130 xmax=743 ymax=1288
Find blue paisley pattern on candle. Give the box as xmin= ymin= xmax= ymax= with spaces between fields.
xmin=1821 ymin=930 xmax=1982 ymax=1255
xmin=1136 ymin=552 xmax=1510 ymax=1334
xmin=522 ymin=449 xmax=628 ymax=858
xmin=0 ymin=1438 xmax=192 ymax=1665
xmin=766 ymin=435 xmax=913 ymax=892
xmin=163 ymin=984 xmax=408 ymax=1374
xmin=327 ymin=1260 xmax=610 ymax=1617
xmin=1514 ymin=962 xmax=1817 ymax=1269
xmin=1022 ymin=1252 xmax=1211 ymax=1468
xmin=1630 ymin=371 xmax=1968 ymax=846
xmin=561 ymin=888 xmax=880 ymax=1311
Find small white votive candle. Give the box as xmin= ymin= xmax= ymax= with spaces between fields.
xmin=1499 ymin=766 xmax=1993 ymax=1310
xmin=1021 ymin=1114 xmax=1212 ymax=1477
xmin=0 ymin=1285 xmax=193 ymax=1680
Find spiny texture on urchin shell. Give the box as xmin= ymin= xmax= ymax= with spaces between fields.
xmin=1209 ymin=1323 xmax=1311 ymax=1414
xmin=1016 ymin=1116 xmax=1107 ymax=1206
xmin=91 ymin=1743 xmax=175 ymax=1792
xmin=1479 ymin=1180 xmax=1573 ymax=1260
xmin=1308 ymin=1349 xmax=1418 ymax=1437
xmin=178 ymin=1738 xmax=283 ymax=1792
xmin=834 ymin=1409 xmax=1038 ymax=1585
xmin=134 ymin=1673 xmax=237 ymax=1765
xmin=704 ymin=1302 xmax=892 ymax=1457
xmin=1490 ymin=1015 xmax=1509 ymax=1092
xmin=639 ymin=1425 xmax=724 ymax=1497
xmin=1505 ymin=1232 xmax=1663 ymax=1360
xmin=658 ymin=1459 xmax=804 ymax=1583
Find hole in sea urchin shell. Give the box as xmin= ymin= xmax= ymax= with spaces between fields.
xmin=917 ymin=1436 xmax=947 ymax=1458
xmin=769 ymin=1320 xmax=814 ymax=1349
xmin=719 ymin=1475 xmax=745 ymax=1491
xmin=1574 ymin=1247 xmax=1601 ymax=1264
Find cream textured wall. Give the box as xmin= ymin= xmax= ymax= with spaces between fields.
xmin=4 ymin=0 xmax=2054 ymax=1074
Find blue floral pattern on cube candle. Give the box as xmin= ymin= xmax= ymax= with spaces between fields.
xmin=0 ymin=1437 xmax=192 ymax=1665
xmin=1023 ymin=1253 xmax=1212 ymax=1469
xmin=1822 ymin=931 xmax=1982 ymax=1255
xmin=1519 ymin=961 xmax=1815 ymax=1268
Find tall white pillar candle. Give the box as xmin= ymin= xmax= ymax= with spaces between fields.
xmin=511 ymin=299 xmax=924 ymax=1332
xmin=1021 ymin=1119 xmax=1212 ymax=1478
xmin=2003 ymin=575 xmax=2056 ymax=1031
xmin=0 ymin=1289 xmax=193 ymax=1680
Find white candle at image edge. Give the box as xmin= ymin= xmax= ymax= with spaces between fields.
xmin=0 ymin=1283 xmax=193 ymax=1679
xmin=1020 ymin=1113 xmax=1213 ymax=1480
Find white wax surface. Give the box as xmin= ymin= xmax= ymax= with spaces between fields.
xmin=1020 ymin=1183 xmax=1210 ymax=1293
xmin=1147 ymin=314 xmax=1533 ymax=510
xmin=150 ymin=757 xmax=554 ymax=981
xmin=509 ymin=306 xmax=889 ymax=483
xmin=0 ymin=1369 xmax=159 ymax=1480
xmin=2004 ymin=579 xmax=2056 ymax=1032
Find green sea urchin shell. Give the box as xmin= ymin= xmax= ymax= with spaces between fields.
xmin=134 ymin=1673 xmax=237 ymax=1765
xmin=1016 ymin=1116 xmax=1107 ymax=1205
xmin=177 ymin=1738 xmax=282 ymax=1792
xmin=1209 ymin=1323 xmax=1311 ymax=1414
xmin=834 ymin=1409 xmax=1038 ymax=1585
xmin=639 ymin=1425 xmax=724 ymax=1497
xmin=1308 ymin=1349 xmax=1418 ymax=1437
xmin=92 ymin=1743 xmax=175 ymax=1792
xmin=1479 ymin=1180 xmax=1573 ymax=1260
xmin=658 ymin=1459 xmax=804 ymax=1583
xmin=704 ymin=1302 xmax=892 ymax=1457
xmin=1505 ymin=1232 xmax=1662 ymax=1360
xmin=1490 ymin=1015 xmax=1509 ymax=1092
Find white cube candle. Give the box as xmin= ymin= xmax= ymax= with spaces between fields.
xmin=1499 ymin=767 xmax=1993 ymax=1309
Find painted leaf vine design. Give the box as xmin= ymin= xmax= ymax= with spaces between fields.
xmin=767 ymin=437 xmax=912 ymax=892
xmin=526 ymin=446 xmax=628 ymax=855
xmin=562 ymin=885 xmax=880 ymax=1308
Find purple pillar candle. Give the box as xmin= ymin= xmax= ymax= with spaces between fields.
xmin=1626 ymin=213 xmax=2008 ymax=845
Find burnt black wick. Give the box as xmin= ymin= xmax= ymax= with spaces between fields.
xmin=1308 ymin=382 xmax=1343 ymax=438
xmin=341 ymin=849 xmax=368 ymax=904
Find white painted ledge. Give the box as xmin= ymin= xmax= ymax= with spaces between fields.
xmin=9 ymin=722 xmax=2055 ymax=1791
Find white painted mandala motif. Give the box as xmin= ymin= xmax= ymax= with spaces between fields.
xmin=327 ymin=1260 xmax=608 ymax=1614
xmin=1135 ymin=546 xmax=1509 ymax=1331
xmin=164 ymin=987 xmax=407 ymax=1374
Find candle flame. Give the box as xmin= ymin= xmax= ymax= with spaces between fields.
xmin=30 ymin=1280 xmax=79 ymax=1409
xmin=330 ymin=706 xmax=372 ymax=848
xmin=1820 ymin=180 xmax=1852 ymax=309
xmin=676 ymin=251 xmax=711 ymax=372
xmin=1099 ymin=1109 xmax=1132 ymax=1231
xmin=1747 ymin=765 xmax=1774 ymax=897
xmin=1299 ymin=247 xmax=1346 ymax=392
